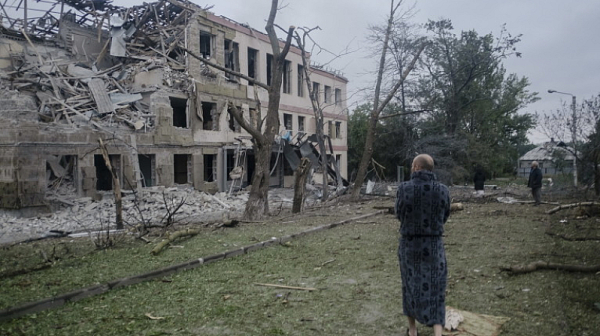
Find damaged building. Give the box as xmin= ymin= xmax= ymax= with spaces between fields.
xmin=0 ymin=0 xmax=349 ymax=210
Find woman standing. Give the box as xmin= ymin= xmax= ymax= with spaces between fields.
xmin=395 ymin=154 xmax=450 ymax=336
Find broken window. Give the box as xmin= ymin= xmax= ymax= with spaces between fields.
xmin=297 ymin=65 xmax=304 ymax=97
xmin=226 ymin=149 xmax=235 ymax=181
xmin=298 ymin=116 xmax=305 ymax=132
xmin=335 ymin=121 xmax=342 ymax=138
xmin=283 ymin=113 xmax=293 ymax=130
xmin=200 ymin=31 xmax=213 ymax=58
xmin=266 ymin=53 xmax=273 ymax=86
xmin=46 ymin=155 xmax=76 ymax=192
xmin=324 ymin=85 xmax=331 ymax=103
xmin=249 ymin=107 xmax=259 ymax=129
xmin=335 ymin=88 xmax=342 ymax=105
xmin=312 ymin=82 xmax=320 ymax=103
xmin=228 ymin=105 xmax=241 ymax=132
xmin=224 ymin=39 xmax=239 ymax=81
xmin=138 ymin=154 xmax=156 ymax=187
xmin=336 ymin=154 xmax=342 ymax=171
xmin=170 ymin=97 xmax=188 ymax=128
xmin=247 ymin=48 xmax=258 ymax=85
xmin=204 ymin=154 xmax=216 ymax=182
xmin=202 ymin=101 xmax=217 ymax=130
xmin=328 ymin=120 xmax=333 ymax=137
xmin=94 ymin=154 xmax=121 ymax=191
xmin=174 ymin=154 xmax=190 ymax=184
xmin=283 ymin=60 xmax=291 ymax=94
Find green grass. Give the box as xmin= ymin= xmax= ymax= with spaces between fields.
xmin=1 ymin=199 xmax=599 ymax=335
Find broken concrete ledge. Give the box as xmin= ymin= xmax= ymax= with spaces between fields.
xmin=0 ymin=211 xmax=385 ymax=322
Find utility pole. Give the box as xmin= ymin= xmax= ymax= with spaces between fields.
xmin=548 ymin=90 xmax=578 ymax=187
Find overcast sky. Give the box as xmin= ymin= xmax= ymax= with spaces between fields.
xmin=112 ymin=1 xmax=599 ymax=142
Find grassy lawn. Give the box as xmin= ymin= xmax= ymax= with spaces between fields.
xmin=1 ymin=196 xmax=599 ymax=335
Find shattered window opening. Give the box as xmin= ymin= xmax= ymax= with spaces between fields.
xmin=283 ymin=113 xmax=292 ymax=131
xmin=247 ymin=47 xmax=258 ymax=85
xmin=201 ymin=101 xmax=217 ymax=130
xmin=298 ymin=116 xmax=305 ymax=132
xmin=170 ymin=97 xmax=188 ymax=128
xmin=46 ymin=155 xmax=77 ymax=194
xmin=312 ymin=82 xmax=320 ymax=103
xmin=94 ymin=154 xmax=121 ymax=191
xmin=283 ymin=60 xmax=291 ymax=94
xmin=224 ymin=39 xmax=240 ymax=81
xmin=336 ymin=154 xmax=342 ymax=171
xmin=174 ymin=154 xmax=190 ymax=184
xmin=324 ymin=85 xmax=331 ymax=103
xmin=138 ymin=154 xmax=156 ymax=187
xmin=335 ymin=121 xmax=342 ymax=138
xmin=297 ymin=64 xmax=304 ymax=97
xmin=204 ymin=154 xmax=216 ymax=182
xmin=228 ymin=105 xmax=241 ymax=133
xmin=226 ymin=150 xmax=235 ymax=181
xmin=266 ymin=53 xmax=273 ymax=86
xmin=200 ymin=31 xmax=213 ymax=58
xmin=335 ymin=88 xmax=342 ymax=105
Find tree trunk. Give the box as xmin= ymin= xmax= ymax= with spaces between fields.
xmin=350 ymin=117 xmax=378 ymax=199
xmin=349 ymin=3 xmax=426 ymax=201
xmin=316 ymin=120 xmax=329 ymax=201
xmin=98 ymin=138 xmax=123 ymax=230
xmin=244 ymin=140 xmax=272 ymax=220
xmin=292 ymin=158 xmax=311 ymax=213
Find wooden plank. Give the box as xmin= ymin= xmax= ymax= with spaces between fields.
xmin=87 ymin=78 xmax=115 ymax=114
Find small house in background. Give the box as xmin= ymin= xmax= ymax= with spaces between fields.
xmin=517 ymin=139 xmax=575 ymax=177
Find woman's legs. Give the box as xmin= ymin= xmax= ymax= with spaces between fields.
xmin=407 ymin=316 xmax=417 ymax=336
xmin=433 ymin=324 xmax=442 ymax=336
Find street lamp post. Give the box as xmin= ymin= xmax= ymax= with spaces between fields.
xmin=548 ymin=89 xmax=578 ymax=187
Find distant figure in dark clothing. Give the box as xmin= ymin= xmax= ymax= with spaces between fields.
xmin=395 ymin=154 xmax=450 ymax=336
xmin=473 ymin=168 xmax=485 ymax=197
xmin=527 ymin=161 xmax=543 ymax=205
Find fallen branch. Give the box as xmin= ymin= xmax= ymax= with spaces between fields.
xmin=515 ymin=200 xmax=560 ymax=205
xmin=0 ymin=263 xmax=52 ymax=279
xmin=545 ymin=231 xmax=600 ymax=242
xmin=501 ymin=261 xmax=600 ymax=274
xmin=254 ymin=283 xmax=317 ymax=291
xmin=546 ymin=202 xmax=600 ymax=214
xmin=150 ymin=228 xmax=200 ymax=255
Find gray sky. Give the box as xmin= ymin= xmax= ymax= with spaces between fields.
xmin=115 ymin=0 xmax=600 ymax=143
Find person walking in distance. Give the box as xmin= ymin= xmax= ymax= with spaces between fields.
xmin=395 ymin=154 xmax=450 ymax=336
xmin=527 ymin=161 xmax=543 ymax=206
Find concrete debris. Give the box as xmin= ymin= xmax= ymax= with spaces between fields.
xmin=0 ymin=183 xmax=308 ymax=245
xmin=0 ymin=0 xmax=196 ymax=131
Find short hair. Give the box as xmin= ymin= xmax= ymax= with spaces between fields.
xmin=531 ymin=161 xmax=539 ymax=168
xmin=413 ymin=154 xmax=434 ymax=171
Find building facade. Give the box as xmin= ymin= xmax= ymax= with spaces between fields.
xmin=0 ymin=0 xmax=348 ymax=209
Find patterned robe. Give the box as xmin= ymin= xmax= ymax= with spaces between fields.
xmin=395 ymin=170 xmax=450 ymax=326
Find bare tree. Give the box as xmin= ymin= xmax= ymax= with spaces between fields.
xmin=185 ymin=0 xmax=295 ymax=220
xmin=293 ymin=26 xmax=331 ymax=200
xmin=350 ymin=0 xmax=426 ymax=200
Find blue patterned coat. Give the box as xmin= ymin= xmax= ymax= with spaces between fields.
xmin=395 ymin=170 xmax=450 ymax=326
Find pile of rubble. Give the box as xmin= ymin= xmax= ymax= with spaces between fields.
xmin=0 ymin=183 xmax=310 ymax=245
xmin=0 ymin=0 xmax=201 ymax=129
xmin=0 ymin=185 xmax=249 ymax=245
